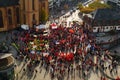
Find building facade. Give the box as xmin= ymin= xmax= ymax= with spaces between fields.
xmin=0 ymin=0 xmax=49 ymax=31
xmin=83 ymin=8 xmax=120 ymax=49
xmin=83 ymin=9 xmax=120 ymax=33
xmin=20 ymin=0 xmax=49 ymax=27
xmin=0 ymin=0 xmax=20 ymax=31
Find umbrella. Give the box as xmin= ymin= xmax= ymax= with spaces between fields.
xmin=50 ymin=23 xmax=57 ymax=29
xmin=36 ymin=24 xmax=46 ymax=29
xmin=69 ymin=29 xmax=74 ymax=33
xmin=65 ymin=53 xmax=74 ymax=61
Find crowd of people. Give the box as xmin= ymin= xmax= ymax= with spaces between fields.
xmin=12 ymin=21 xmax=120 ymax=80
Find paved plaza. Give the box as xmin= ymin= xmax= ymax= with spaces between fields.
xmin=1 ymin=4 xmax=120 ymax=80
xmin=13 ymin=54 xmax=120 ymax=80
xmin=0 ymin=29 xmax=119 ymax=80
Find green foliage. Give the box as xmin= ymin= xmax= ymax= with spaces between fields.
xmin=78 ymin=1 xmax=111 ymax=14
xmin=78 ymin=3 xmax=83 ymax=9
xmin=11 ymin=43 xmax=19 ymax=51
xmin=89 ymin=1 xmax=111 ymax=10
xmin=81 ymin=7 xmax=94 ymax=14
xmin=40 ymin=8 xmax=48 ymax=24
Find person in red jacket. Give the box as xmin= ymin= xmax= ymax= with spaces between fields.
xmin=116 ymin=77 xmax=120 ymax=80
xmin=101 ymin=77 xmax=107 ymax=80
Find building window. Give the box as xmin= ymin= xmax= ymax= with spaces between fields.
xmin=42 ymin=2 xmax=45 ymax=8
xmin=23 ymin=0 xmax=25 ymax=10
xmin=110 ymin=27 xmax=112 ymax=29
xmin=32 ymin=14 xmax=36 ymax=26
xmin=39 ymin=11 xmax=41 ymax=23
xmin=106 ymin=27 xmax=108 ymax=29
xmin=0 ymin=10 xmax=4 ymax=28
xmin=32 ymin=0 xmax=35 ymax=10
xmin=33 ymin=14 xmax=35 ymax=21
xmin=24 ymin=14 xmax=26 ymax=24
xmin=118 ymin=26 xmax=120 ymax=28
xmin=16 ymin=7 xmax=20 ymax=24
xmin=8 ymin=9 xmax=12 ymax=25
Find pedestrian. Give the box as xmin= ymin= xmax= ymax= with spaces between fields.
xmin=23 ymin=68 xmax=25 ymax=72
xmin=110 ymin=68 xmax=113 ymax=74
xmin=35 ymin=69 xmax=38 ymax=73
xmin=68 ymin=67 xmax=70 ymax=75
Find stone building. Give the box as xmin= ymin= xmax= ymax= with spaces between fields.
xmin=0 ymin=0 xmax=20 ymax=31
xmin=0 ymin=0 xmax=49 ymax=31
xmin=20 ymin=0 xmax=49 ymax=27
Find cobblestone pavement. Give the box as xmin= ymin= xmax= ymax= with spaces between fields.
xmin=1 ymin=27 xmax=120 ymax=80
xmin=13 ymin=55 xmax=120 ymax=80
xmin=1 ymin=2 xmax=120 ymax=80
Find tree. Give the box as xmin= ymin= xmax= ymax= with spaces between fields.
xmin=78 ymin=1 xmax=111 ymax=14
xmin=81 ymin=7 xmax=94 ymax=14
xmin=89 ymin=1 xmax=111 ymax=10
xmin=78 ymin=3 xmax=83 ymax=10
xmin=40 ymin=8 xmax=48 ymax=24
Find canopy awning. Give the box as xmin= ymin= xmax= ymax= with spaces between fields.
xmin=36 ymin=24 xmax=46 ymax=29
xmin=21 ymin=24 xmax=29 ymax=30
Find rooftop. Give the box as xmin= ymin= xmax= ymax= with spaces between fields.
xmin=93 ymin=8 xmax=120 ymax=20
xmin=91 ymin=8 xmax=120 ymax=26
xmin=0 ymin=0 xmax=19 ymax=7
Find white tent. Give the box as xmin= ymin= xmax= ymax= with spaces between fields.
xmin=36 ymin=24 xmax=46 ymax=29
xmin=21 ymin=24 xmax=29 ymax=30
xmin=50 ymin=23 xmax=57 ymax=29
